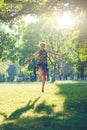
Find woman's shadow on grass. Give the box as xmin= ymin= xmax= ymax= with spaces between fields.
xmin=7 ymin=96 xmax=41 ymax=120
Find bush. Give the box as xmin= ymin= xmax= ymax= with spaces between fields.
xmin=7 ymin=64 xmax=17 ymax=82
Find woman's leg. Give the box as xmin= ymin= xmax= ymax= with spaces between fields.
xmin=41 ymin=73 xmax=46 ymax=92
xmin=38 ymin=67 xmax=46 ymax=92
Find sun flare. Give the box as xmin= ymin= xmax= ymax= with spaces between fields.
xmin=22 ymin=12 xmax=76 ymax=29
xmin=22 ymin=15 xmax=38 ymax=24
xmin=59 ymin=12 xmax=75 ymax=28
xmin=53 ymin=12 xmax=76 ymax=29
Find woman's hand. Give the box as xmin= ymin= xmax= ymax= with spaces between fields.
xmin=25 ymin=57 xmax=30 ymax=62
xmin=61 ymin=54 xmax=67 ymax=58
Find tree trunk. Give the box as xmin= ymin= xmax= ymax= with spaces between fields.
xmin=33 ymin=66 xmax=37 ymax=81
xmin=51 ymin=63 xmax=56 ymax=82
xmin=80 ymin=62 xmax=85 ymax=80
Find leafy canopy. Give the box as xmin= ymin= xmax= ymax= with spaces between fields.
xmin=0 ymin=0 xmax=87 ymax=21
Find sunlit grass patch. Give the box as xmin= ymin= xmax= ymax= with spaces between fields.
xmin=0 ymin=81 xmax=87 ymax=130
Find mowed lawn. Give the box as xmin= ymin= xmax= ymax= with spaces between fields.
xmin=0 ymin=81 xmax=87 ymax=130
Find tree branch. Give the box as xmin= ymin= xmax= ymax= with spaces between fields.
xmin=0 ymin=0 xmax=87 ymax=21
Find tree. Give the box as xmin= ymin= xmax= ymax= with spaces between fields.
xmin=0 ymin=23 xmax=20 ymax=62
xmin=7 ymin=64 xmax=17 ymax=82
xmin=16 ymin=22 xmax=43 ymax=81
xmin=72 ymin=12 xmax=87 ymax=79
xmin=74 ymin=41 xmax=87 ymax=79
xmin=0 ymin=0 xmax=87 ymax=21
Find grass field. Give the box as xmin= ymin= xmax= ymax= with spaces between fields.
xmin=0 ymin=81 xmax=87 ymax=130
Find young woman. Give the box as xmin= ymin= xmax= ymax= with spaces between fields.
xmin=25 ymin=42 xmax=63 ymax=93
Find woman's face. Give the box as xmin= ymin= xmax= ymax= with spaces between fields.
xmin=40 ymin=44 xmax=45 ymax=50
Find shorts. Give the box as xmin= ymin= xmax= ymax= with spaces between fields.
xmin=36 ymin=63 xmax=49 ymax=74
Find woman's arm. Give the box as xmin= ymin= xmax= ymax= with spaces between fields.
xmin=46 ymin=50 xmax=62 ymax=57
xmin=25 ymin=50 xmax=39 ymax=62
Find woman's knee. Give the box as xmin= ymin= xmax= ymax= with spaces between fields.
xmin=38 ymin=67 xmax=44 ymax=74
xmin=42 ymin=73 xmax=46 ymax=79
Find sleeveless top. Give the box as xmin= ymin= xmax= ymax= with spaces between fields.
xmin=37 ymin=50 xmax=47 ymax=64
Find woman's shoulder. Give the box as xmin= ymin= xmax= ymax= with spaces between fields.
xmin=38 ymin=50 xmax=41 ymax=53
xmin=45 ymin=49 xmax=49 ymax=53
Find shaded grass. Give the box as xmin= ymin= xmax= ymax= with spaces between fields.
xmin=0 ymin=81 xmax=87 ymax=130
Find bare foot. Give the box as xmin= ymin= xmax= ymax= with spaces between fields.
xmin=42 ymin=88 xmax=44 ymax=93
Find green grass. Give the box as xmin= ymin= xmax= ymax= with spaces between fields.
xmin=0 ymin=81 xmax=87 ymax=130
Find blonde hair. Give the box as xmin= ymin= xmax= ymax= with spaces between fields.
xmin=39 ymin=42 xmax=46 ymax=46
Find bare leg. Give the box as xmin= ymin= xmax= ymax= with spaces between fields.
xmin=37 ymin=67 xmax=42 ymax=80
xmin=41 ymin=73 xmax=46 ymax=92
xmin=38 ymin=67 xmax=46 ymax=92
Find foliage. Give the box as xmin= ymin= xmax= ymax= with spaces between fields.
xmin=0 ymin=0 xmax=87 ymax=21
xmin=0 ymin=25 xmax=19 ymax=62
xmin=17 ymin=22 xmax=41 ymax=66
xmin=7 ymin=64 xmax=17 ymax=82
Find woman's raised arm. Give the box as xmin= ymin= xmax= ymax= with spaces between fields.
xmin=46 ymin=50 xmax=63 ymax=57
xmin=25 ymin=50 xmax=39 ymax=62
